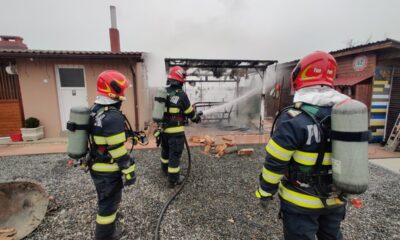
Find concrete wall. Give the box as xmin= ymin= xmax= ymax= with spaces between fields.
xmin=16 ymin=58 xmax=149 ymax=137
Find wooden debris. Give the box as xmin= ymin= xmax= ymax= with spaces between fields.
xmin=204 ymin=135 xmax=215 ymax=145
xmin=216 ymin=143 xmax=227 ymax=157
xmin=192 ymin=135 xmax=238 ymax=157
xmin=224 ymin=145 xmax=238 ymax=154
xmin=0 ymin=228 xmax=17 ymax=240
xmin=203 ymin=144 xmax=211 ymax=154
xmin=189 ymin=136 xmax=205 ymax=144
xmin=237 ymin=148 xmax=254 ymax=156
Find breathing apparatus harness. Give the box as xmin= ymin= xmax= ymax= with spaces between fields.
xmin=77 ymin=105 xmax=148 ymax=172
xmin=271 ymin=102 xmax=341 ymax=207
xmin=163 ymin=88 xmax=187 ymax=128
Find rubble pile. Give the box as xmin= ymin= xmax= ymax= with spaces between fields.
xmin=189 ymin=135 xmax=254 ymax=157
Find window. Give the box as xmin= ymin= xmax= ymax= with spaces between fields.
xmin=59 ymin=68 xmax=85 ymax=87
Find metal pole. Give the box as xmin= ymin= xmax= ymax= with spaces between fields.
xmin=260 ymin=70 xmax=267 ymax=132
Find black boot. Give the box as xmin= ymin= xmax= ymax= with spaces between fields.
xmin=168 ymin=175 xmax=185 ymax=188
xmin=94 ymin=223 xmax=123 ymax=240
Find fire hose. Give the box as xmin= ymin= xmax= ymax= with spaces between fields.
xmin=154 ymin=135 xmax=192 ymax=240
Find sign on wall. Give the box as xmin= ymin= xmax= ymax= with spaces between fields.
xmin=352 ymin=55 xmax=368 ymax=72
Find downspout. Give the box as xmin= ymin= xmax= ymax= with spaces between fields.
xmin=129 ymin=58 xmax=140 ymax=130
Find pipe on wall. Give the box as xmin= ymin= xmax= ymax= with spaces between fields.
xmin=129 ymin=58 xmax=140 ymax=130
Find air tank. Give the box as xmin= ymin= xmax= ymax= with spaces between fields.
xmin=152 ymin=87 xmax=167 ymax=122
xmin=331 ymin=99 xmax=369 ymax=194
xmin=67 ymin=106 xmax=90 ymax=159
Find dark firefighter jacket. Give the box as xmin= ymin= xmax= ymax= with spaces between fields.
xmin=258 ymin=103 xmax=344 ymax=209
xmin=163 ymin=85 xmax=196 ymax=135
xmin=90 ymin=104 xmax=134 ymax=174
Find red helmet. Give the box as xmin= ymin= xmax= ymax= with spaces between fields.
xmin=97 ymin=70 xmax=130 ymax=100
xmin=291 ymin=51 xmax=337 ymax=91
xmin=167 ymin=66 xmax=186 ymax=83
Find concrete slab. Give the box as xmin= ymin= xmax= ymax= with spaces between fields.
xmin=369 ymin=158 xmax=400 ymax=174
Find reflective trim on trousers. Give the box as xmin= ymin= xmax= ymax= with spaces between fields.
xmin=168 ymin=166 xmax=180 ymax=173
xmin=96 ymin=211 xmax=117 ymax=225
xmin=160 ymin=157 xmax=169 ymax=164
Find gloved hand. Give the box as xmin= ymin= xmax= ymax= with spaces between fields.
xmin=153 ymin=128 xmax=162 ymax=147
xmin=191 ymin=111 xmax=202 ymax=123
xmin=120 ymin=154 xmax=136 ymax=186
xmin=122 ymin=170 xmax=136 ymax=186
xmin=255 ymin=189 xmax=272 ymax=209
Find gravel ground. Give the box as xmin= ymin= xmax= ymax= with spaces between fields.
xmin=0 ymin=144 xmax=399 ymax=240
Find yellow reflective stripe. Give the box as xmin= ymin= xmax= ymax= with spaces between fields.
xmin=121 ymin=164 xmax=135 ymax=174
xmin=92 ymin=163 xmax=120 ymax=172
xmin=184 ymin=106 xmax=193 ymax=114
xmin=265 ymin=139 xmax=294 ymax=161
xmin=323 ymin=153 xmax=332 ymax=165
xmin=160 ymin=157 xmax=169 ymax=164
xmin=106 ymin=132 xmax=126 ymax=145
xmin=108 ymin=145 xmax=128 ymax=158
xmin=168 ymin=166 xmax=180 ymax=173
xmin=164 ymin=126 xmax=184 ymax=133
xmin=293 ymin=151 xmax=332 ymax=166
xmin=168 ymin=107 xmax=180 ymax=113
xmin=262 ymin=167 xmax=283 ymax=184
xmin=258 ymin=187 xmax=272 ymax=197
xmin=96 ymin=212 xmax=117 ymax=225
xmin=93 ymin=135 xmax=107 ymax=145
xmin=278 ymin=183 xmax=339 ymax=209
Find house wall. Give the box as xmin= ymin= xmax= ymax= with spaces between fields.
xmin=16 ymin=58 xmax=148 ymax=138
xmin=336 ymin=54 xmax=376 ymax=77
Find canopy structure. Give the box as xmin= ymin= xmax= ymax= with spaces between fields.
xmin=164 ymin=58 xmax=277 ymax=130
xmin=334 ymin=74 xmax=373 ymax=86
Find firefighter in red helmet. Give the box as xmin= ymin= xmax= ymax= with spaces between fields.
xmin=255 ymin=51 xmax=350 ymax=240
xmin=89 ymin=70 xmax=136 ymax=240
xmin=157 ymin=66 xmax=201 ymax=187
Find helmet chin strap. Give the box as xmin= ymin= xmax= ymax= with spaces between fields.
xmin=108 ymin=93 xmax=126 ymax=101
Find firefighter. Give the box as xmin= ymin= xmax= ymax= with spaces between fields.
xmin=89 ymin=70 xmax=136 ymax=240
xmin=255 ymin=51 xmax=350 ymax=240
xmin=156 ymin=66 xmax=201 ymax=187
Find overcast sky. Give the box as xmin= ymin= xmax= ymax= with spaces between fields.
xmin=2 ymin=0 xmax=400 ymax=86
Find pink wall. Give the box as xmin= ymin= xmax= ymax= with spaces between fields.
xmin=17 ymin=58 xmax=149 ymax=137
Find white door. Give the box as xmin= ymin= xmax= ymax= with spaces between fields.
xmin=55 ymin=65 xmax=88 ymax=131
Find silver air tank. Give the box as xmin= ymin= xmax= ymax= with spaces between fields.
xmin=67 ymin=106 xmax=90 ymax=159
xmin=152 ymin=87 xmax=167 ymax=122
xmin=331 ymin=99 xmax=369 ymax=194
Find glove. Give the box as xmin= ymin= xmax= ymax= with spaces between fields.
xmin=153 ymin=128 xmax=162 ymax=147
xmin=191 ymin=111 xmax=202 ymax=123
xmin=122 ymin=170 xmax=136 ymax=186
xmin=120 ymin=154 xmax=136 ymax=186
xmin=255 ymin=189 xmax=272 ymax=209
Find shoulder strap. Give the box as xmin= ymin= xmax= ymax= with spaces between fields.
xmin=295 ymin=103 xmax=328 ymax=173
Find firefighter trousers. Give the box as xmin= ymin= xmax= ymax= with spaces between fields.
xmin=280 ymin=201 xmax=346 ymax=240
xmin=90 ymin=170 xmax=123 ymax=240
xmin=160 ymin=133 xmax=185 ymax=183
